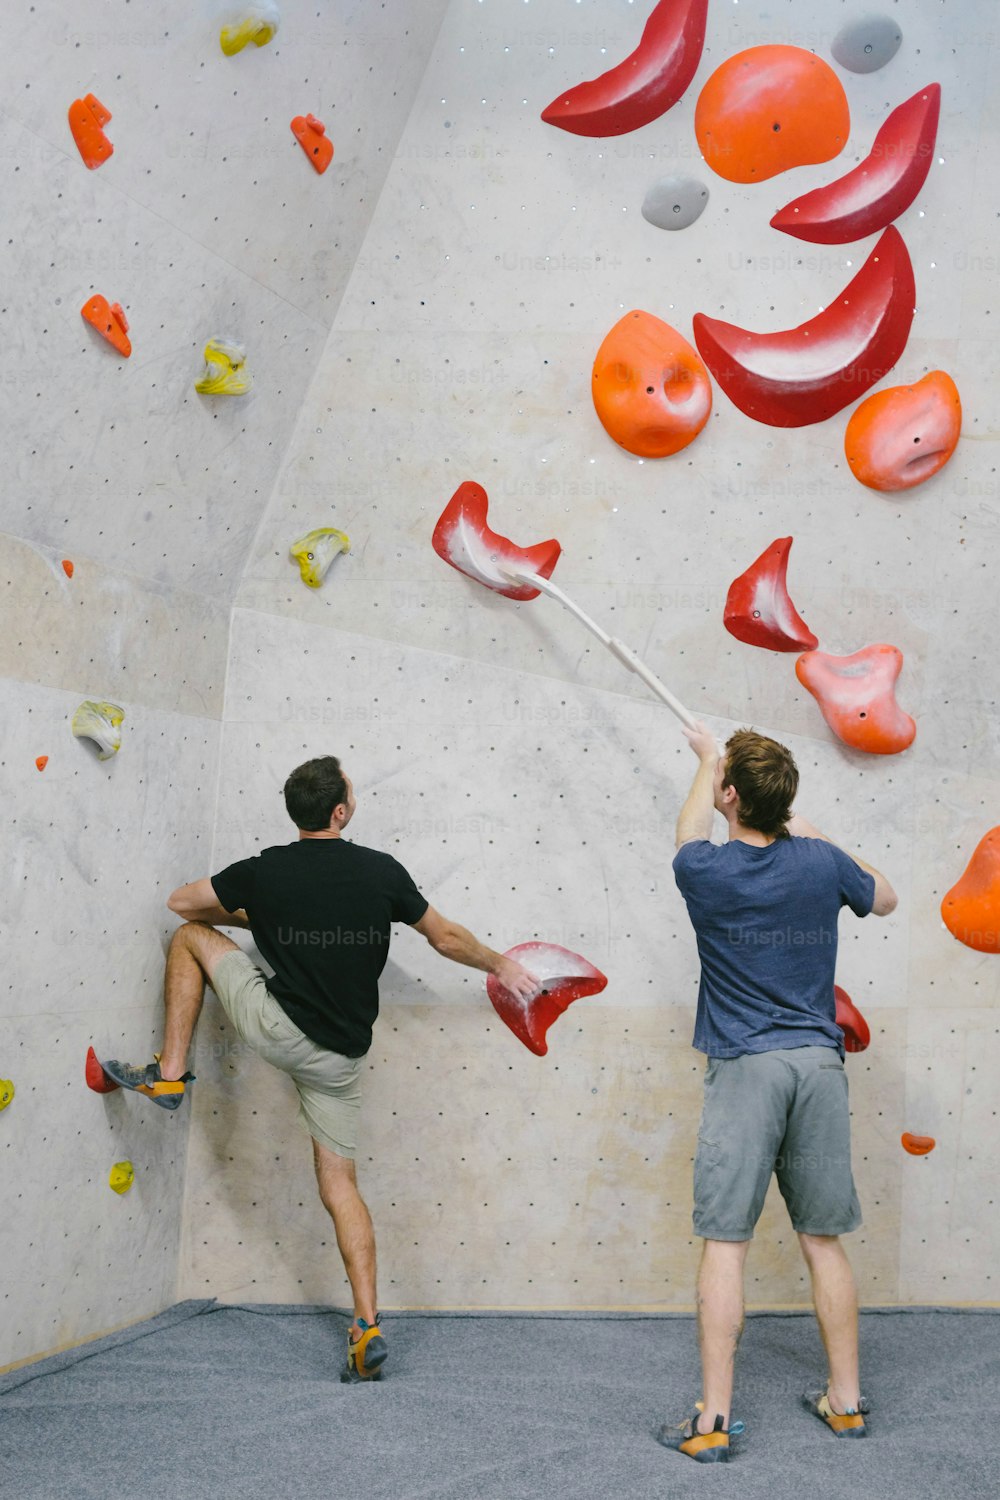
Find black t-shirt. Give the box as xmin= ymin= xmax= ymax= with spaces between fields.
xmin=211 ymin=839 xmax=428 ymax=1057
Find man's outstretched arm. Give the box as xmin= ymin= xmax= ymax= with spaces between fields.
xmin=785 ymin=814 xmax=898 ymax=916
xmin=676 ymin=720 xmax=721 ymax=849
xmin=411 ymin=906 xmax=539 ymax=1000
xmin=167 ymin=877 xmax=251 ymax=928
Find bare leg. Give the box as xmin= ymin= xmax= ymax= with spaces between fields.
xmin=312 ymin=1139 xmax=378 ymax=1331
xmin=798 ymin=1233 xmax=861 ymax=1412
xmin=159 ymin=922 xmax=238 ymax=1080
xmin=695 ymin=1238 xmax=751 ymax=1432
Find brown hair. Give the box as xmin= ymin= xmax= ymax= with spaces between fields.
xmin=283 ymin=756 xmax=348 ymax=832
xmin=722 ymin=728 xmax=798 ymax=838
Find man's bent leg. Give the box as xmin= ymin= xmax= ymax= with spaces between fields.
xmin=696 ymin=1238 xmax=751 ymax=1432
xmin=159 ymin=921 xmax=238 ymax=1080
xmin=312 ymin=1138 xmax=378 ymax=1331
xmin=798 ymin=1233 xmax=861 ymax=1413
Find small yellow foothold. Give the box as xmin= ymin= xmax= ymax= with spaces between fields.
xmin=72 ymin=700 xmax=125 ymax=760
xmin=0 ymin=1080 xmax=14 ymax=1110
xmin=109 ymin=1161 xmax=135 ymax=1194
xmin=220 ymin=4 xmax=281 ymax=57
xmin=195 ymin=338 xmax=253 ymax=396
xmin=289 ymin=527 xmax=350 ymax=588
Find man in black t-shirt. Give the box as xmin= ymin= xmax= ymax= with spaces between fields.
xmin=102 ymin=755 xmax=537 ymax=1385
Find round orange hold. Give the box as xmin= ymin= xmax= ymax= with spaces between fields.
xmin=695 ymin=45 xmax=849 ymax=184
xmin=35 ymin=755 xmax=49 ymax=772
xmin=901 ymin=1133 xmax=936 ymax=1156
xmin=592 ymin=310 xmax=712 ymax=458
xmin=845 ymin=371 xmax=961 ymax=493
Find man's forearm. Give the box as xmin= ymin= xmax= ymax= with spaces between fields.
xmin=432 ymin=921 xmax=503 ymax=975
xmin=178 ymin=904 xmax=252 ymax=929
xmin=676 ymin=758 xmax=718 ymax=846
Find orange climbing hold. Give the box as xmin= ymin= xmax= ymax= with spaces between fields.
xmin=941 ymin=827 xmax=1000 ymax=953
xmin=695 ymin=45 xmax=849 ymax=184
xmin=80 ymin=295 xmax=131 ymax=357
xmin=834 ymin=985 xmax=870 ymax=1053
xmin=795 ymin=644 xmax=916 ymax=755
xmin=291 ymin=114 xmax=334 ymax=173
xmin=68 ymin=93 xmax=114 ymax=169
xmin=901 ymin=1133 xmax=935 ymax=1156
xmin=592 ymin=310 xmax=712 ymax=458
xmin=62 ymin=560 xmax=74 ymax=578
xmin=845 ymin=371 xmax=961 ymax=493
xmin=35 ymin=756 xmax=49 ymax=772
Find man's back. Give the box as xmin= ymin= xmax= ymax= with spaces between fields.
xmin=212 ymin=839 xmax=428 ymax=1056
xmin=673 ymin=835 xmax=875 ymax=1058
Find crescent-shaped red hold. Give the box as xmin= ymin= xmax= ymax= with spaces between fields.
xmin=541 ymin=0 xmax=709 ymax=139
xmin=724 ymin=537 xmax=818 ymax=653
xmin=771 ymin=84 xmax=941 ymax=244
xmin=692 ymin=227 xmax=915 ymax=427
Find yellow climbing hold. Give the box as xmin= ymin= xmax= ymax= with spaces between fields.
xmin=195 ymin=339 xmax=253 ymax=396
xmin=220 ymin=4 xmax=280 ymax=56
xmin=0 ymin=1080 xmax=14 ymax=1110
xmin=72 ymin=700 xmax=125 ymax=760
xmin=109 ymin=1161 xmax=135 ymax=1194
xmin=289 ymin=527 xmax=351 ymax=588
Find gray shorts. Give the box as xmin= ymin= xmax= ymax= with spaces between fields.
xmin=693 ymin=1046 xmax=862 ymax=1241
xmin=210 ymin=950 xmax=363 ymax=1159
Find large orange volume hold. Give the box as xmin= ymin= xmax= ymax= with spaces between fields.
xmin=941 ymin=827 xmax=1000 ymax=953
xmin=845 ymin=371 xmax=961 ymax=493
xmin=695 ymin=45 xmax=849 ymax=184
xmin=592 ymin=310 xmax=712 ymax=457
xmin=795 ymin=644 xmax=916 ymax=755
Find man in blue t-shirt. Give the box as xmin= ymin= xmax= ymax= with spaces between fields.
xmin=657 ymin=721 xmax=897 ymax=1464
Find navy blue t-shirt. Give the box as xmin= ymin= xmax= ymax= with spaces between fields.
xmin=672 ymin=835 xmax=875 ymax=1059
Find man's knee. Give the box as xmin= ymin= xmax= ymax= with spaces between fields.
xmin=798 ymin=1231 xmax=840 ymax=1257
xmin=171 ymin=920 xmax=238 ymax=973
xmin=312 ymin=1138 xmax=358 ymax=1201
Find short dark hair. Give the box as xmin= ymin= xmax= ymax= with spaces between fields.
xmin=283 ymin=756 xmax=348 ymax=832
xmin=722 ymin=728 xmax=798 ymax=838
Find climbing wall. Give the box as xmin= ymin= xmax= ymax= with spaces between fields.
xmin=0 ymin=0 xmax=452 ymax=1370
xmin=4 ymin=0 xmax=999 ymax=1368
xmin=180 ymin=0 xmax=999 ymax=1310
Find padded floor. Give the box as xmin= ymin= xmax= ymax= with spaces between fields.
xmin=3 ymin=1304 xmax=997 ymax=1499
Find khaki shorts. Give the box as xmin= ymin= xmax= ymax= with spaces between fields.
xmin=693 ymin=1046 xmax=862 ymax=1241
xmin=210 ymin=950 xmax=363 ymax=1159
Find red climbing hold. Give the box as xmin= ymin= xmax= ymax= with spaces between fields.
xmin=692 ymin=227 xmax=915 ymax=426
xmin=35 ymin=756 xmax=49 ymax=772
xmin=771 ymin=85 xmax=941 ymax=245
xmin=432 ymin=482 xmax=561 ymax=600
xmin=291 ymin=114 xmax=334 ymax=173
xmin=901 ymin=1133 xmax=935 ymax=1156
xmin=85 ymin=1046 xmax=120 ymax=1094
xmin=724 ymin=537 xmax=817 ymax=653
xmin=941 ymin=827 xmax=1000 ymax=953
xmin=834 ymin=984 xmax=870 ymax=1053
xmin=541 ymin=0 xmax=708 ymax=138
xmin=486 ymin=943 xmax=608 ymax=1057
xmin=80 ymin=295 xmax=131 ymax=357
xmin=795 ymin=644 xmax=916 ymax=755
xmin=62 ymin=560 xmax=75 ymax=578
xmin=68 ymin=93 xmax=114 ymax=169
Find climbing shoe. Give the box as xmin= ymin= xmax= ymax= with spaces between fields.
xmin=656 ymin=1407 xmax=745 ymax=1463
xmin=340 ymin=1315 xmax=387 ymax=1383
xmin=803 ymin=1389 xmax=870 ymax=1437
xmin=99 ymin=1057 xmax=194 ymax=1111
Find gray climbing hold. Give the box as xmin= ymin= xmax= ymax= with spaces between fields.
xmin=831 ymin=16 xmax=902 ymax=74
xmin=641 ymin=175 xmax=709 ymax=231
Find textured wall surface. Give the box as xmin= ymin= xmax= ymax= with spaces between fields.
xmin=4 ymin=0 xmax=1000 ymax=1370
